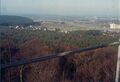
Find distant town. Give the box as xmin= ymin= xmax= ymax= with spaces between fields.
xmin=2 ymin=15 xmax=119 ymax=34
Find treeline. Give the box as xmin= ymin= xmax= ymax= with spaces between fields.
xmin=0 ymin=29 xmax=118 ymax=48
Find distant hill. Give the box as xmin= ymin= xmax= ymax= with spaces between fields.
xmin=0 ymin=15 xmax=34 ymax=26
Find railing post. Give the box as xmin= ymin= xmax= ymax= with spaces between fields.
xmin=115 ymin=45 xmax=120 ymax=82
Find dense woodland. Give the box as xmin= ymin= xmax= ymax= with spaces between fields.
xmin=0 ymin=28 xmax=119 ymax=82
xmin=0 ymin=15 xmax=34 ymax=26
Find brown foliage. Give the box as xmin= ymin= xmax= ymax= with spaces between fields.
xmin=2 ymin=39 xmax=117 ymax=82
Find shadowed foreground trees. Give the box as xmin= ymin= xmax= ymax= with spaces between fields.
xmin=1 ymin=39 xmax=117 ymax=82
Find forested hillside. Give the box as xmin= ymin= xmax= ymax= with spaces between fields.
xmin=0 ymin=15 xmax=33 ymax=26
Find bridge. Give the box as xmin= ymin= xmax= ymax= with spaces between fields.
xmin=1 ymin=41 xmax=120 ymax=82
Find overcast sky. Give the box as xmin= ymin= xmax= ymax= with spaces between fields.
xmin=1 ymin=0 xmax=120 ymax=16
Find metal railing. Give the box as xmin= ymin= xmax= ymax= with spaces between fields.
xmin=1 ymin=42 xmax=120 ymax=69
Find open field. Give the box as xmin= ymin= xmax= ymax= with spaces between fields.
xmin=40 ymin=21 xmax=109 ymax=31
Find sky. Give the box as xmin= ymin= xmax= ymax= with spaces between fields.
xmin=1 ymin=0 xmax=120 ymax=17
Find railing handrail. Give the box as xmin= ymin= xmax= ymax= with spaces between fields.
xmin=1 ymin=42 xmax=120 ymax=69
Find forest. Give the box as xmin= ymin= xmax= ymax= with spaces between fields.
xmin=0 ymin=28 xmax=119 ymax=82
xmin=0 ymin=15 xmax=34 ymax=26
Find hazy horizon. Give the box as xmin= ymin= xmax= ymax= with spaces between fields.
xmin=1 ymin=0 xmax=120 ymax=17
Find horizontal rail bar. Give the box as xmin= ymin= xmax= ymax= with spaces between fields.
xmin=1 ymin=42 xmax=120 ymax=69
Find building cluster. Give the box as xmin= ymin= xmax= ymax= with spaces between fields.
xmin=9 ymin=25 xmax=70 ymax=34
xmin=102 ymin=30 xmax=120 ymax=37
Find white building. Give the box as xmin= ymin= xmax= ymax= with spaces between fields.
xmin=110 ymin=23 xmax=120 ymax=29
xmin=61 ymin=30 xmax=69 ymax=34
xmin=15 ymin=26 xmax=19 ymax=29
